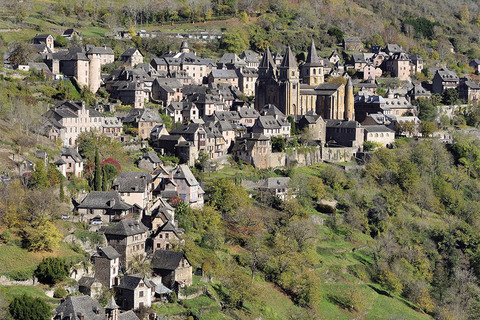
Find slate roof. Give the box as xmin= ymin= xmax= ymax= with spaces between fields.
xmin=211 ymin=69 xmax=238 ymax=79
xmin=61 ymin=147 xmax=83 ymax=163
xmin=123 ymin=108 xmax=162 ymax=124
xmin=237 ymin=107 xmax=260 ymax=118
xmin=86 ymin=45 xmax=114 ymax=55
xmin=33 ymin=33 xmax=52 ymax=40
xmin=143 ymin=151 xmax=162 ymax=164
xmin=152 ymin=250 xmax=188 ymax=270
xmin=117 ymin=274 xmax=152 ymax=290
xmin=344 ymin=37 xmax=361 ymax=42
xmin=55 ymin=296 xmax=104 ymax=320
xmin=326 ymin=119 xmax=362 ymax=128
xmin=103 ymin=219 xmax=148 ymax=236
xmin=260 ymin=104 xmax=285 ymax=117
xmin=256 ymin=116 xmax=281 ymax=129
xmin=105 ymin=296 xmax=119 ymax=310
xmin=112 ymin=172 xmax=152 ymax=193
xmin=239 ymin=50 xmax=260 ymax=63
xmin=121 ymin=48 xmax=142 ymax=58
xmin=280 ymin=46 xmax=297 ymax=68
xmin=304 ymin=40 xmax=323 ymax=67
xmin=119 ymin=310 xmax=140 ymax=320
xmin=78 ymin=276 xmax=97 ymax=288
xmin=265 ymin=177 xmax=291 ymax=189
xmin=363 ymin=125 xmax=394 ymax=133
xmin=259 ymin=47 xmax=276 ymax=69
xmin=77 ymin=191 xmax=132 ymax=210
xmin=171 ymin=164 xmax=200 ymax=187
xmin=97 ymin=246 xmax=121 ymax=260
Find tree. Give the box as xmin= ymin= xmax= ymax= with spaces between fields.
xmin=8 ymin=42 xmax=34 ymax=68
xmin=9 ymin=294 xmax=52 ymax=320
xmin=271 ymin=136 xmax=286 ymax=152
xmin=421 ymin=121 xmax=436 ymax=137
xmin=128 ymin=253 xmax=152 ymax=276
xmin=102 ymin=164 xmax=118 ymax=191
xmin=30 ymin=160 xmax=48 ymax=188
xmin=327 ymin=27 xmax=344 ymax=43
xmin=23 ymin=219 xmax=63 ymax=252
xmin=220 ymin=28 xmax=249 ymax=54
xmin=94 ymin=147 xmax=102 ymax=191
xmin=442 ymin=88 xmax=459 ymax=105
xmin=34 ymin=257 xmax=69 ymax=284
xmin=206 ymin=178 xmax=250 ymax=215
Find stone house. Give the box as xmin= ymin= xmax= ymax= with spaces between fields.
xmin=259 ymin=177 xmax=292 ymax=201
xmin=78 ymin=277 xmax=103 ymax=299
xmin=93 ymin=246 xmax=121 ymax=289
xmin=239 ymin=50 xmax=260 ymax=68
xmin=121 ymin=48 xmax=144 ymax=67
xmin=103 ymin=117 xmax=123 ymax=137
xmin=116 ymin=274 xmax=154 ymax=310
xmin=409 ymin=54 xmax=423 ymax=74
xmin=343 ymin=37 xmax=363 ymax=51
xmin=111 ymin=172 xmax=153 ymax=211
xmin=86 ymin=45 xmax=115 ymax=66
xmin=61 ymin=28 xmax=81 ymax=40
xmin=43 ymin=100 xmax=103 ymax=146
xmin=151 ymin=78 xmax=183 ymax=106
xmin=54 ymin=296 xmax=104 ymax=320
xmin=231 ymin=133 xmax=271 ymax=168
xmin=33 ymin=34 xmax=54 ymax=52
xmin=55 ymin=146 xmax=84 ymax=178
xmin=103 ymin=219 xmax=149 ymax=267
xmin=384 ymin=53 xmax=410 ymax=81
xmin=325 ymin=119 xmax=364 ymax=148
xmin=236 ymin=67 xmax=258 ymax=96
xmin=432 ymin=68 xmax=459 ymax=93
xmin=297 ymin=114 xmax=326 ymax=142
xmin=459 ymin=78 xmax=480 ymax=102
xmin=152 ymin=221 xmax=183 ymax=251
xmin=207 ymin=69 xmax=239 ymax=87
xmin=137 ymin=151 xmax=162 ymax=171
xmin=75 ymin=191 xmax=134 ymax=223
xmin=170 ymin=164 xmax=204 ymax=208
xmin=363 ymin=125 xmax=395 ymax=147
xmin=237 ymin=106 xmax=260 ymax=127
xmin=407 ymin=84 xmax=431 ymax=100
xmin=152 ymin=250 xmax=193 ymax=288
xmin=123 ymin=108 xmax=163 ymax=140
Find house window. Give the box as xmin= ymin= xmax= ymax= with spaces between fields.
xmin=139 ymin=291 xmax=144 ymax=297
xmin=157 ymin=243 xmax=161 ymax=248
xmin=166 ymin=234 xmax=169 ymax=239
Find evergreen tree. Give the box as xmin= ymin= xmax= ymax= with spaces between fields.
xmin=34 ymin=257 xmax=69 ymax=284
xmin=102 ymin=166 xmax=107 ymax=191
xmin=9 ymin=294 xmax=52 ymax=320
xmin=94 ymin=147 xmax=102 ymax=191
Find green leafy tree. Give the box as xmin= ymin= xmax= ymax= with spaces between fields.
xmin=442 ymin=88 xmax=460 ymax=105
xmin=34 ymin=257 xmax=70 ymax=284
xmin=220 ymin=28 xmax=249 ymax=54
xmin=206 ymin=178 xmax=250 ymax=215
xmin=8 ymin=42 xmax=34 ymax=68
xmin=30 ymin=160 xmax=48 ymax=188
xmin=327 ymin=27 xmax=344 ymax=43
xmin=271 ymin=136 xmax=286 ymax=152
xmin=101 ymin=164 xmax=118 ymax=191
xmin=9 ymin=294 xmax=52 ymax=320
xmin=421 ymin=121 xmax=436 ymax=137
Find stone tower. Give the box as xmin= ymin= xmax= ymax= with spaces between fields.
xmin=278 ymin=46 xmax=300 ymax=115
xmin=302 ymin=40 xmax=324 ymax=86
xmin=255 ymin=47 xmax=279 ymax=110
xmin=180 ymin=41 xmax=190 ymax=53
xmin=104 ymin=295 xmax=119 ymax=320
xmin=87 ymin=54 xmax=101 ymax=94
xmin=344 ymin=77 xmax=354 ymax=120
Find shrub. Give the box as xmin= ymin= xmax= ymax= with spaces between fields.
xmin=34 ymin=257 xmax=70 ymax=285
xmin=53 ymin=287 xmax=68 ymax=298
xmin=6 ymin=269 xmax=34 ymax=281
xmin=9 ymin=294 xmax=52 ymax=320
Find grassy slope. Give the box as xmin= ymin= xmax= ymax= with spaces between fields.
xmin=192 ymin=163 xmax=433 ymax=320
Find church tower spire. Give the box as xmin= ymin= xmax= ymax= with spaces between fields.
xmin=279 ymin=46 xmax=300 ymax=115
xmin=302 ymin=40 xmax=324 ymax=86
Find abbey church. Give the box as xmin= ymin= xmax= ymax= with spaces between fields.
xmin=254 ymin=41 xmax=354 ymax=121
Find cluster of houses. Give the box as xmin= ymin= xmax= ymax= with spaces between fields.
xmin=54 ymin=162 xmax=202 ymax=318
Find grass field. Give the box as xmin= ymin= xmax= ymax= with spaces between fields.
xmin=0 ymin=241 xmax=83 ymax=276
